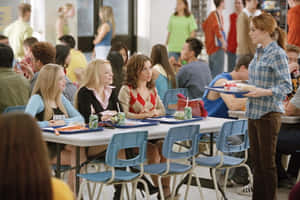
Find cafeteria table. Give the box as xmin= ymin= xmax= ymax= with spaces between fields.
xmin=43 ymin=117 xmax=234 ymax=195
xmin=228 ymin=110 xmax=300 ymax=124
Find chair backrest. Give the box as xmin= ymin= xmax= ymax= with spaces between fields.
xmin=163 ymin=88 xmax=189 ymax=115
xmin=162 ymin=124 xmax=200 ymax=159
xmin=3 ymin=105 xmax=26 ymax=113
xmin=106 ymin=131 xmax=148 ymax=168
xmin=216 ymin=120 xmax=249 ymax=153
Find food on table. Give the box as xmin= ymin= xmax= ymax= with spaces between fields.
xmin=236 ymin=83 xmax=256 ymax=91
xmin=174 ymin=111 xmax=185 ymax=120
xmin=56 ymin=125 xmax=88 ymax=132
xmin=224 ymin=82 xmax=239 ymax=91
xmin=101 ymin=110 xmax=117 ymax=116
xmin=224 ymin=81 xmax=256 ymax=92
xmin=111 ymin=112 xmax=125 ymax=125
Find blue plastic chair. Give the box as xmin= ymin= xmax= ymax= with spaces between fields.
xmin=3 ymin=105 xmax=26 ymax=113
xmin=163 ymin=88 xmax=189 ymax=115
xmin=195 ymin=120 xmax=253 ymax=200
xmin=77 ymin=131 xmax=149 ymax=200
xmin=141 ymin=125 xmax=204 ymax=200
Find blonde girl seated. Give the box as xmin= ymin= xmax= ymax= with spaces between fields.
xmin=25 ymin=64 xmax=84 ymax=191
xmin=76 ymin=59 xmax=124 ymax=158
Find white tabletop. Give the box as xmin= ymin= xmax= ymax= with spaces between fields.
xmin=228 ymin=110 xmax=300 ymax=124
xmin=42 ymin=117 xmax=234 ymax=147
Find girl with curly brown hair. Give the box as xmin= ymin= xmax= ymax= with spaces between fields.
xmin=118 ymin=54 xmax=173 ymax=198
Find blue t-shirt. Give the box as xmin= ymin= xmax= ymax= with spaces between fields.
xmin=203 ymin=72 xmax=240 ymax=118
xmin=155 ymin=74 xmax=171 ymax=102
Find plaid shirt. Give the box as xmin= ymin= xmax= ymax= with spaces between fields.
xmin=246 ymin=42 xmax=292 ymax=119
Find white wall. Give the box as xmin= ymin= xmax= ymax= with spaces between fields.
xmin=137 ymin=0 xmax=191 ymax=56
xmin=28 ymin=0 xmax=234 ymax=53
xmin=137 ymin=0 xmax=234 ymax=56
xmin=137 ymin=0 xmax=151 ymax=55
xmin=149 ymin=0 xmax=176 ymax=52
xmin=224 ymin=0 xmax=235 ymax=34
xmin=205 ymin=0 xmax=235 ymax=37
xmin=30 ymin=0 xmax=77 ymax=45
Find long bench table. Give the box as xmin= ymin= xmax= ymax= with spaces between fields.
xmin=228 ymin=110 xmax=300 ymax=124
xmin=43 ymin=117 xmax=234 ymax=195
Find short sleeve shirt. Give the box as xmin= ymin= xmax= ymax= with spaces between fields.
xmin=167 ymin=14 xmax=197 ymax=52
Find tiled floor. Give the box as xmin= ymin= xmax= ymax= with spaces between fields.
xmin=77 ymin=164 xmax=290 ymax=200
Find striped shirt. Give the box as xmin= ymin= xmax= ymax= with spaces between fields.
xmin=246 ymin=41 xmax=292 ymax=119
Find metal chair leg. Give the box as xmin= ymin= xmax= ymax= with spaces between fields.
xmin=242 ymin=164 xmax=253 ymax=186
xmin=120 ymin=184 xmax=125 ymax=200
xmin=131 ymin=181 xmax=137 ymax=200
xmin=224 ymin=168 xmax=230 ymax=193
xmin=190 ymin=172 xmax=204 ymax=200
xmin=158 ymin=176 xmax=165 ymax=200
xmin=83 ymin=166 xmax=94 ymax=199
xmin=96 ymin=183 xmax=104 ymax=200
xmin=77 ymin=180 xmax=87 ymax=200
xmin=212 ymin=168 xmax=221 ymax=200
xmin=171 ymin=176 xmax=177 ymax=199
xmin=138 ymin=178 xmax=150 ymax=200
xmin=184 ymin=174 xmax=192 ymax=200
xmin=125 ymin=183 xmax=130 ymax=200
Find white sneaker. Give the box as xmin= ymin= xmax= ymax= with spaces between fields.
xmin=237 ymin=183 xmax=253 ymax=196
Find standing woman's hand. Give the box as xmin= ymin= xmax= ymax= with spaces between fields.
xmin=244 ymin=88 xmax=272 ymax=98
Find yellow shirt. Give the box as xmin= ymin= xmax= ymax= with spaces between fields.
xmin=3 ymin=19 xmax=33 ymax=60
xmin=51 ymin=178 xmax=74 ymax=200
xmin=66 ymin=49 xmax=87 ymax=83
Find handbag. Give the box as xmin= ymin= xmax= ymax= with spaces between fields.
xmin=177 ymin=97 xmax=208 ymax=117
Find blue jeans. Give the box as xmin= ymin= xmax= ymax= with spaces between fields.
xmin=209 ymin=49 xmax=225 ymax=79
xmin=168 ymin=52 xmax=180 ymax=61
xmin=227 ymin=52 xmax=236 ymax=72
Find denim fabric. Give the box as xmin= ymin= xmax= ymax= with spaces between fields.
xmin=168 ymin=52 xmax=180 ymax=61
xmin=208 ymin=49 xmax=225 ymax=78
xmin=227 ymin=51 xmax=236 ymax=72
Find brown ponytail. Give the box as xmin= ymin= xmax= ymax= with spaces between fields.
xmin=273 ymin=27 xmax=286 ymax=50
xmin=252 ymin=13 xmax=287 ymax=49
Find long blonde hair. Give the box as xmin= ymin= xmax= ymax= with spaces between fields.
xmin=74 ymin=59 xmax=112 ymax=108
xmin=58 ymin=3 xmax=74 ymax=18
xmin=99 ymin=6 xmax=115 ymax=37
xmin=32 ymin=64 xmax=68 ymax=120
